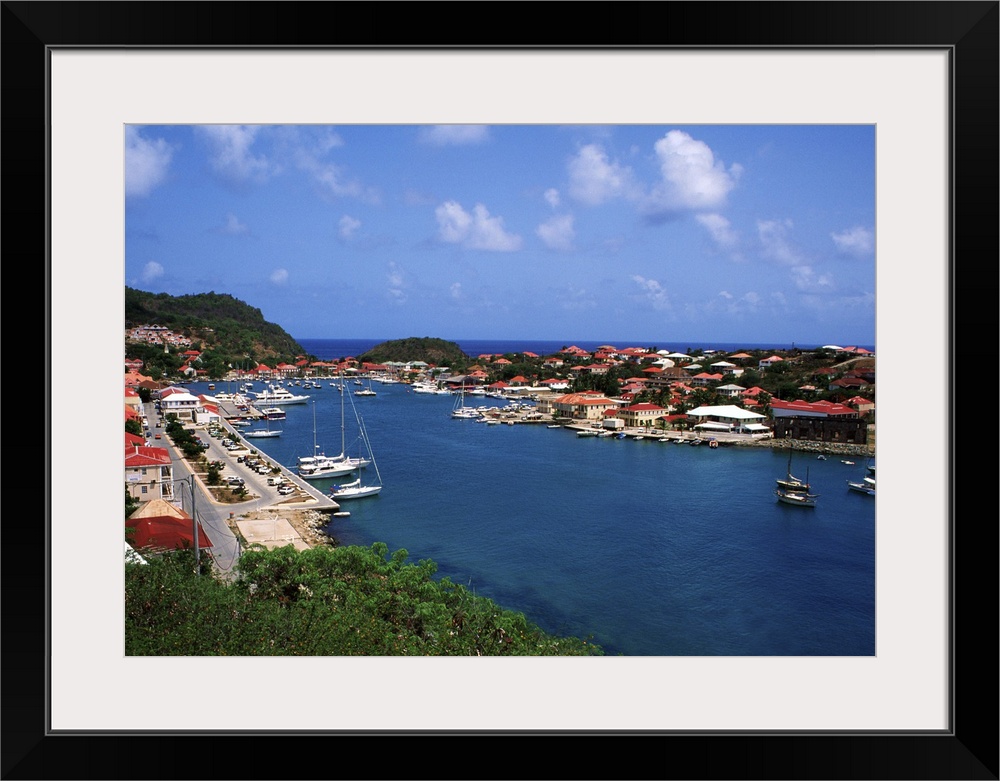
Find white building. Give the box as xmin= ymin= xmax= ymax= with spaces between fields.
xmin=686 ymin=404 xmax=771 ymax=437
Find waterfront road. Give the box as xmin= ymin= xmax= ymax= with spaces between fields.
xmin=141 ymin=402 xmax=338 ymax=575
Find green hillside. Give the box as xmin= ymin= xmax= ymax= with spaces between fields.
xmin=125 ymin=288 xmax=308 ymax=377
xmin=357 ymin=337 xmax=470 ymax=367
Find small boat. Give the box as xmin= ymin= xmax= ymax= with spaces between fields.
xmin=689 ymin=438 xmax=702 ymax=446
xmin=244 ymin=427 xmax=281 ymax=438
xmin=329 ymin=415 xmax=382 ymax=500
xmin=597 ymin=430 xmax=614 ymax=437
xmin=847 ymin=476 xmax=876 ymax=496
xmin=208 ymin=383 xmax=215 ymax=390
xmin=775 ymin=487 xmax=818 ymax=507
xmin=841 ymin=460 xmax=855 ymax=465
xmin=261 ymin=406 xmax=286 ymax=420
xmin=354 ymin=377 xmax=377 ymax=397
xmin=547 ymin=424 xmax=562 ymax=429
xmin=776 ymin=451 xmax=811 ymax=493
xmin=817 ymin=454 xmax=827 ymax=460
xmin=333 ymin=511 xmax=351 ymax=518
xmin=577 ymin=429 xmax=599 ymax=437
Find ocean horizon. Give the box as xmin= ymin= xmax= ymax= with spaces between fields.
xmin=296 ymin=337 xmax=876 ymax=362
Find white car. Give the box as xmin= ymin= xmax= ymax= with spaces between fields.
xmin=277 ymin=484 xmax=295 ymax=495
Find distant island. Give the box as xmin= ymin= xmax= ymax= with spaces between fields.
xmin=357 ymin=337 xmax=469 ymax=366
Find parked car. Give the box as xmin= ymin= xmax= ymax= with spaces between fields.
xmin=227 ymin=477 xmax=245 ymax=486
xmin=277 ymin=484 xmax=294 ymax=495
xmin=267 ymin=475 xmax=284 ymax=486
xmin=154 ymin=434 xmax=162 ymax=439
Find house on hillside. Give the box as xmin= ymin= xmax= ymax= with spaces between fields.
xmin=125 ymin=445 xmax=175 ymax=502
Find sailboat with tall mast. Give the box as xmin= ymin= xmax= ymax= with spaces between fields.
xmin=297 ymin=375 xmax=371 ymax=480
xmin=451 ymin=384 xmax=480 ymax=419
xmin=297 ymin=397 xmax=356 ymax=480
xmin=329 ymin=415 xmax=382 ymax=500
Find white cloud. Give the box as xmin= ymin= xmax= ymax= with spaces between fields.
xmin=757 ymin=219 xmax=803 ymax=264
xmin=222 ymin=213 xmax=249 ymax=235
xmin=696 ymin=213 xmax=739 ymax=249
xmin=630 ymin=274 xmax=671 ymax=310
xmin=544 ymin=188 xmax=561 ymax=208
xmin=198 ymin=125 xmax=275 ymax=183
xmin=646 ymin=130 xmax=740 ymax=214
xmin=435 ymin=201 xmax=522 ymax=251
xmin=536 ymin=214 xmax=575 ymax=251
xmin=450 ymin=282 xmax=463 ymax=300
xmin=567 ymin=144 xmax=634 ymax=205
xmin=387 ymin=261 xmax=406 ymax=303
xmin=790 ymin=265 xmax=834 ymax=292
xmin=339 ymin=215 xmax=361 ymax=239
xmin=831 ymin=226 xmax=873 ymax=256
xmin=557 ymin=285 xmax=598 ymax=312
xmin=419 ymin=125 xmax=490 ymax=146
xmin=125 ymin=127 xmax=174 ymax=197
xmin=140 ymin=261 xmax=164 ymax=283
xmin=270 ymin=269 xmax=289 ymax=285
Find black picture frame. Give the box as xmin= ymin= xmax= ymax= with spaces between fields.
xmin=6 ymin=2 xmax=997 ymax=779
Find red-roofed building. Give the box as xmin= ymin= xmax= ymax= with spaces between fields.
xmin=619 ymin=402 xmax=668 ymax=428
xmin=846 ymin=395 xmax=875 ymax=414
xmin=770 ymin=399 xmax=858 ymax=419
xmin=550 ymin=393 xmax=618 ymax=421
xmin=125 ymin=445 xmax=175 ymax=502
xmin=691 ymin=372 xmax=724 ymax=386
xmin=127 ymin=503 xmax=213 ymax=555
xmin=758 ymin=355 xmax=784 ymax=370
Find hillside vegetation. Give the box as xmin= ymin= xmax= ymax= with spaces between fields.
xmin=357 ymin=337 xmax=470 ymax=367
xmin=125 ymin=287 xmax=307 ymax=371
xmin=125 ymin=543 xmax=603 ymax=656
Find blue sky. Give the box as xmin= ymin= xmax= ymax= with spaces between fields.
xmin=125 ymin=124 xmax=875 ymax=346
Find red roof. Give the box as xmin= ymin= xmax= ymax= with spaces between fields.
xmin=125 ymin=445 xmax=172 ymax=467
xmin=126 ymin=515 xmax=213 ymax=552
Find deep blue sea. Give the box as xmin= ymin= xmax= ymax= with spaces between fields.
xmin=194 ymin=338 xmax=875 ymax=656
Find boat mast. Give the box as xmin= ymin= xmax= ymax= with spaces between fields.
xmin=359 ymin=416 xmax=382 ymax=486
xmin=340 ymin=372 xmax=346 ymax=458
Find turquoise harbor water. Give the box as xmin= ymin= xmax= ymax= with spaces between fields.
xmin=192 ymin=357 xmax=876 ymax=656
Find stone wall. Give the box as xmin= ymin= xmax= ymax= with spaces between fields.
xmin=771 ymin=416 xmax=869 ymax=446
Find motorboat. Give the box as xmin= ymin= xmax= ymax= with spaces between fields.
xmin=847 ymin=476 xmax=876 ymax=496
xmin=252 ymin=384 xmax=311 ymax=405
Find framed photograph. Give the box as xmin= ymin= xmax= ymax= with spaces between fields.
xmin=12 ymin=1 xmax=996 ymax=778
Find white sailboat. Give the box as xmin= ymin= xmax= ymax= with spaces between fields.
xmin=298 ymin=398 xmax=356 ymax=479
xmin=299 ymin=377 xmax=372 ymax=480
xmin=451 ymin=385 xmax=480 ymax=419
xmin=329 ymin=415 xmax=382 ymax=500
xmin=244 ymin=416 xmax=281 ymax=438
xmin=354 ymin=376 xmax=377 ymax=397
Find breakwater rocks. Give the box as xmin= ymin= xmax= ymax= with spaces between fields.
xmin=729 ymin=438 xmax=874 ymax=458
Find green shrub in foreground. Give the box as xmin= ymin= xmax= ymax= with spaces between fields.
xmin=125 ymin=542 xmax=603 ymax=656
